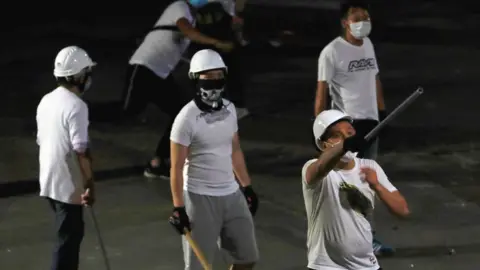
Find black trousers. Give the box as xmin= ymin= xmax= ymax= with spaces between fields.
xmin=48 ymin=198 xmax=84 ymax=270
xmin=121 ymin=64 xmax=188 ymax=161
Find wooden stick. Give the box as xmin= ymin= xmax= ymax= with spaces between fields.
xmin=184 ymin=229 xmax=212 ymax=270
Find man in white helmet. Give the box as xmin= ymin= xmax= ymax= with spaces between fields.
xmin=168 ymin=49 xmax=259 ymax=270
xmin=314 ymin=1 xmax=392 ymax=255
xmin=122 ymin=0 xmax=235 ymax=179
xmin=36 ymin=46 xmax=96 ymax=270
xmin=302 ymin=109 xmax=410 ymax=270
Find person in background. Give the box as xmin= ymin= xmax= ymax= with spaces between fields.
xmin=313 ymin=1 xmax=392 ymax=256
xmin=121 ymin=0 xmax=235 ymax=179
xmin=191 ymin=0 xmax=250 ymax=119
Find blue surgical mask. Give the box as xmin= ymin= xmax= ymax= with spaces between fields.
xmin=188 ymin=0 xmax=208 ymax=8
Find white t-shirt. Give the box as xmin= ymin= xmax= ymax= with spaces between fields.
xmin=170 ymin=99 xmax=239 ymax=196
xmin=129 ymin=1 xmax=195 ymax=79
xmin=318 ymin=37 xmax=379 ymax=120
xmin=302 ymin=157 xmax=397 ymax=270
xmin=36 ymin=87 xmax=89 ymax=205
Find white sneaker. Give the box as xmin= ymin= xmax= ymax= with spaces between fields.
xmin=236 ymin=107 xmax=250 ymax=120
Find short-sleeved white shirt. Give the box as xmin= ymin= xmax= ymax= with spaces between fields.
xmin=130 ymin=1 xmax=195 ymax=79
xmin=170 ymin=99 xmax=239 ymax=196
xmin=318 ymin=37 xmax=379 ymax=120
xmin=302 ymin=157 xmax=397 ymax=270
xmin=36 ymin=87 xmax=89 ymax=205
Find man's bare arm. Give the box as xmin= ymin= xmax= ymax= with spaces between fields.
xmin=76 ymin=148 xmax=94 ymax=189
xmin=372 ymin=185 xmax=410 ymax=218
xmin=376 ymin=75 xmax=386 ymax=111
xmin=314 ymin=81 xmax=329 ymax=116
xmin=232 ymin=133 xmax=252 ymax=187
xmin=305 ymin=142 xmax=345 ymax=185
xmin=177 ymin=18 xmax=220 ymax=46
xmin=170 ymin=141 xmax=189 ymax=207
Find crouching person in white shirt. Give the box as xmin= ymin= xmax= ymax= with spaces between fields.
xmin=36 ymin=46 xmax=96 ymax=270
xmin=168 ymin=49 xmax=259 ymax=270
xmin=302 ymin=110 xmax=410 ymax=270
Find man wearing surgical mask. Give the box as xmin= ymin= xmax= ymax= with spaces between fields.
xmin=302 ymin=110 xmax=409 ymax=270
xmin=314 ymin=1 xmax=391 ymax=256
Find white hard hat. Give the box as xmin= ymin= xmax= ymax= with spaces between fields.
xmin=188 ymin=49 xmax=227 ymax=78
xmin=53 ymin=46 xmax=96 ymax=77
xmin=313 ymin=109 xmax=352 ymax=148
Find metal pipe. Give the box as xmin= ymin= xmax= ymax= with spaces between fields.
xmin=365 ymin=87 xmax=424 ymax=141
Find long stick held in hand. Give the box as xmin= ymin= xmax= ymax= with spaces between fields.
xmin=86 ymin=197 xmax=111 ymax=270
xmin=365 ymin=87 xmax=424 ymax=141
xmin=184 ymin=229 xmax=212 ymax=270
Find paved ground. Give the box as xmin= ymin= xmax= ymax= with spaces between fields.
xmin=2 ymin=1 xmax=480 ymax=269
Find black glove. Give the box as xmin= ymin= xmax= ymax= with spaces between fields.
xmin=242 ymin=185 xmax=259 ymax=216
xmin=343 ymin=134 xmax=370 ymax=153
xmin=168 ymin=207 xmax=191 ymax=235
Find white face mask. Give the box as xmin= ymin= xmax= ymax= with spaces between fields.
xmin=349 ymin=21 xmax=372 ymax=39
xmin=340 ymin=151 xmax=358 ymax=162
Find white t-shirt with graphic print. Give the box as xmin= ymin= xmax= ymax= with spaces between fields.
xmin=170 ymin=99 xmax=239 ymax=196
xmin=302 ymin=157 xmax=397 ymax=270
xmin=130 ymin=1 xmax=195 ymax=79
xmin=318 ymin=37 xmax=379 ymax=120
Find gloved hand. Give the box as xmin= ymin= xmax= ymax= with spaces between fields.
xmin=242 ymin=185 xmax=259 ymax=216
xmin=343 ymin=134 xmax=370 ymax=153
xmin=168 ymin=207 xmax=191 ymax=235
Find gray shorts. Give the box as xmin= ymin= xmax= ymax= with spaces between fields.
xmin=183 ymin=189 xmax=259 ymax=269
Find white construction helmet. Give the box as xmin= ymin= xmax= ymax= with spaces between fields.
xmin=313 ymin=109 xmax=352 ymax=148
xmin=53 ymin=46 xmax=96 ymax=77
xmin=188 ymin=49 xmax=227 ymax=79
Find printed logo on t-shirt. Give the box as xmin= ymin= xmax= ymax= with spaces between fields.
xmin=339 ymin=181 xmax=373 ymax=217
xmin=348 ymin=58 xmax=376 ymax=72
xmin=369 ymin=256 xmax=377 ymax=265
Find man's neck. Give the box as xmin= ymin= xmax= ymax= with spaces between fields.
xmin=335 ymin=159 xmax=355 ymax=171
xmin=343 ymin=34 xmax=364 ymax=47
xmin=65 ymin=86 xmax=82 ymax=97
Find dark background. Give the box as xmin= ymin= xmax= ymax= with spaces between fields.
xmin=1 ymin=0 xmax=479 ymax=189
